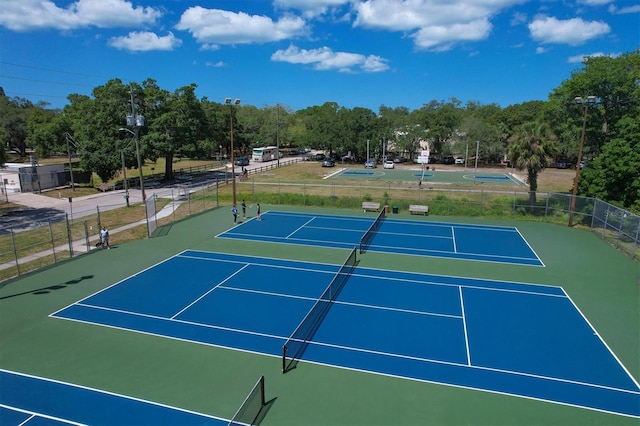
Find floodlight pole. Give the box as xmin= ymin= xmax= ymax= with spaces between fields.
xmin=226 ymin=98 xmax=241 ymax=206
xmin=568 ymin=95 xmax=596 ymax=227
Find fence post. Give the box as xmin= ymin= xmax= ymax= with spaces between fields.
xmin=48 ymin=220 xmax=57 ymax=263
xmin=83 ymin=221 xmax=90 ymax=252
xmin=633 ymin=220 xmax=640 ymax=260
xmin=66 ymin=213 xmax=74 ymax=257
xmin=10 ymin=229 xmax=20 ymax=275
xmin=544 ymin=192 xmax=550 ymax=221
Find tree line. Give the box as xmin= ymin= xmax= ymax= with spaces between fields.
xmin=1 ymin=51 xmax=638 ymax=211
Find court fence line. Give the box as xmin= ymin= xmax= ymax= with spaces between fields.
xmin=1 ymin=180 xmax=638 ymax=282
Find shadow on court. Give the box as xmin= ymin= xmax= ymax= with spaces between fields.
xmin=0 ymin=275 xmax=94 ymax=300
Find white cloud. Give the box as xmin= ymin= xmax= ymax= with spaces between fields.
xmin=0 ymin=0 xmax=161 ymax=31
xmin=108 ymin=31 xmax=182 ymax=51
xmin=528 ymin=15 xmax=610 ymax=45
xmin=351 ymin=0 xmax=528 ymax=51
xmin=273 ymin=0 xmax=350 ymax=18
xmin=271 ymin=44 xmax=389 ymax=73
xmin=510 ymin=12 xmax=527 ymax=26
xmin=567 ymin=52 xmax=621 ymax=63
xmin=577 ymin=0 xmax=611 ymax=5
xmin=205 ymin=61 xmax=226 ymax=68
xmin=200 ymin=44 xmax=221 ymax=51
xmin=175 ymin=6 xmax=308 ymax=45
xmin=609 ymin=4 xmax=640 ymax=14
xmin=412 ymin=18 xmax=492 ymax=51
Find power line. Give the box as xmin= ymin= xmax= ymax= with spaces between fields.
xmin=0 ymin=61 xmax=117 ymax=81
xmin=0 ymin=74 xmax=96 ymax=88
xmin=2 ymin=91 xmax=71 ymax=99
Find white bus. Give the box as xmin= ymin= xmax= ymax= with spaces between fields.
xmin=252 ymin=146 xmax=279 ymax=162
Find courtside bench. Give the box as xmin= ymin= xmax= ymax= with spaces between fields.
xmin=409 ymin=204 xmax=429 ymax=215
xmin=362 ymin=202 xmax=381 ymax=212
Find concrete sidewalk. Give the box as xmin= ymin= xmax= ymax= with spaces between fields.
xmin=0 ymin=192 xmax=184 ymax=272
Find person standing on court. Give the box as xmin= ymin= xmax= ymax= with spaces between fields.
xmin=256 ymin=203 xmax=262 ymax=221
xmin=232 ymin=205 xmax=238 ymax=223
xmin=100 ymin=226 xmax=110 ymax=249
xmin=241 ymin=199 xmax=247 ymax=218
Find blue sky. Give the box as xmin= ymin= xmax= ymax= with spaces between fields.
xmin=0 ymin=0 xmax=638 ymax=112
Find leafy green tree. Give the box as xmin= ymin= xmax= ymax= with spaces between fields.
xmin=0 ymin=95 xmax=33 ymax=157
xmin=578 ymin=115 xmax=640 ymax=210
xmin=509 ymin=122 xmax=558 ymax=205
xmin=296 ymin=102 xmax=342 ymax=153
xmin=143 ymin=83 xmax=207 ymax=180
xmin=340 ymin=107 xmax=378 ymax=159
xmin=547 ymin=51 xmax=640 ymax=210
xmin=413 ymin=98 xmax=463 ymax=156
xmin=64 ymin=79 xmax=131 ymax=182
xmin=547 ymin=51 xmax=639 ymax=159
xmin=26 ymin=107 xmax=64 ymax=158
xmin=378 ymin=105 xmax=410 ymax=158
xmin=201 ymin=98 xmax=232 ymax=159
xmin=457 ymin=116 xmax=502 ymax=163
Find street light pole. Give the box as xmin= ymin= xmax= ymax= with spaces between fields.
xmin=119 ymin=126 xmax=145 ymax=203
xmin=568 ymin=95 xmax=596 ymax=227
xmin=122 ymin=85 xmax=146 ymax=202
xmin=225 ymin=98 xmax=241 ymax=207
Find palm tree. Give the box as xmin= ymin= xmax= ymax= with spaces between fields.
xmin=509 ymin=121 xmax=558 ymax=206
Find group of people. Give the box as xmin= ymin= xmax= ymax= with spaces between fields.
xmin=99 ymin=199 xmax=260 ymax=249
xmin=232 ymin=199 xmax=261 ymax=223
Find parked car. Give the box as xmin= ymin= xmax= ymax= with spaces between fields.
xmin=555 ymin=161 xmax=570 ymax=169
xmin=455 ymin=157 xmax=465 ymax=165
xmin=364 ymin=159 xmax=377 ymax=168
xmin=322 ymin=158 xmax=335 ymax=167
xmin=442 ymin=155 xmax=455 ymax=164
xmin=383 ymin=160 xmax=394 ymax=169
xmin=393 ymin=156 xmax=407 ymax=163
xmin=579 ymin=160 xmax=588 ymax=169
xmin=234 ymin=157 xmax=249 ymax=166
xmin=314 ymin=153 xmax=325 ymax=161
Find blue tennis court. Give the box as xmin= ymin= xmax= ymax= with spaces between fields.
xmin=218 ymin=211 xmax=544 ymax=266
xmin=51 ymin=251 xmax=640 ymax=418
xmin=0 ymin=369 xmax=225 ymax=425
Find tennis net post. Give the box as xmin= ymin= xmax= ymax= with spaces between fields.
xmin=228 ymin=375 xmax=266 ymax=426
xmin=359 ymin=208 xmax=386 ymax=254
xmin=282 ymin=247 xmax=357 ymax=373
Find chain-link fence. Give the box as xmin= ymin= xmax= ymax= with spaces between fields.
xmin=1 ymin=173 xmax=638 ymax=282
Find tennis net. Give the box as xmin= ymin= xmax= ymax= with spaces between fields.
xmin=359 ymin=208 xmax=386 ymax=253
xmin=282 ymin=247 xmax=358 ymax=373
xmin=228 ymin=375 xmax=266 ymax=426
